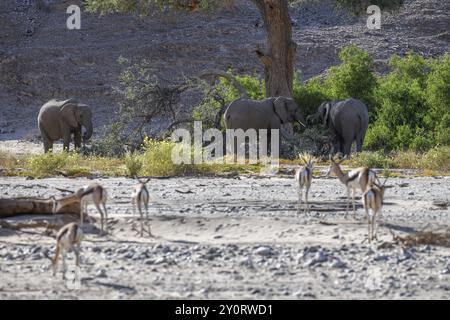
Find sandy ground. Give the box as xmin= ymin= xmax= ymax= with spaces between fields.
xmin=1 ymin=174 xmax=450 ymax=300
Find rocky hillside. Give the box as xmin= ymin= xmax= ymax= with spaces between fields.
xmin=0 ymin=0 xmax=448 ymax=139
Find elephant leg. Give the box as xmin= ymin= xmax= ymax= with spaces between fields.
xmin=62 ymin=129 xmax=72 ymax=152
xmin=40 ymin=129 xmax=53 ymax=153
xmin=74 ymin=130 xmax=82 ymax=150
xmin=357 ymin=126 xmax=368 ymax=153
xmin=342 ymin=140 xmax=352 ymax=157
xmin=43 ymin=138 xmax=53 ymax=153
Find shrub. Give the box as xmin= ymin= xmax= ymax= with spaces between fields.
xmin=193 ymin=73 xmax=264 ymax=130
xmin=323 ymin=46 xmax=377 ymax=109
xmin=140 ymin=138 xmax=180 ymax=176
xmin=420 ymin=146 xmax=450 ymax=171
xmin=367 ymin=51 xmax=450 ymax=152
xmin=391 ymin=151 xmax=421 ymax=169
xmin=293 ymin=76 xmax=329 ymax=117
xmin=27 ymin=152 xmax=79 ymax=177
xmin=124 ymin=151 xmax=143 ymax=177
xmin=350 ymin=151 xmax=392 ymax=169
xmin=426 ymin=54 xmax=450 ymax=141
xmin=364 ymin=122 xmax=392 ymax=151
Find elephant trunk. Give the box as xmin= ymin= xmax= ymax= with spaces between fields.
xmin=82 ymin=121 xmax=93 ymax=141
xmin=306 ymin=114 xmax=317 ymax=125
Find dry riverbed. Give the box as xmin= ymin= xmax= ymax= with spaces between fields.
xmin=0 ymin=175 xmax=450 ymax=299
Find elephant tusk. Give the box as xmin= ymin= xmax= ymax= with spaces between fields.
xmin=297 ymin=120 xmax=307 ymax=128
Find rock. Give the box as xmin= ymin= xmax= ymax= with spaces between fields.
xmin=373 ymin=254 xmax=389 ymax=262
xmin=145 ymin=259 xmax=155 ymax=265
xmin=314 ymin=251 xmax=328 ymax=263
xmin=239 ymin=257 xmax=254 ymax=269
xmin=304 ymin=251 xmax=328 ymax=267
xmin=154 ymin=257 xmax=166 ymax=265
xmin=30 ymin=253 xmax=42 ymax=260
xmin=91 ymin=246 xmax=102 ymax=253
xmin=254 ymin=246 xmax=274 ymax=257
xmin=441 ymin=268 xmax=450 ymax=275
xmin=330 ymin=258 xmax=347 ymax=269
xmin=30 ymin=246 xmax=41 ymax=254
xmin=96 ymin=269 xmax=107 ymax=278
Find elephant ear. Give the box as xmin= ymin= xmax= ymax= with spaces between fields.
xmin=323 ymin=102 xmax=331 ymax=127
xmin=59 ymin=103 xmax=79 ymax=128
xmin=273 ymin=97 xmax=289 ymax=124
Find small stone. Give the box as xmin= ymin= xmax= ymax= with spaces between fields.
xmin=330 ymin=259 xmax=347 ymax=269
xmin=254 ymin=246 xmax=273 ymax=257
xmin=30 ymin=253 xmax=42 ymax=260
xmin=314 ymin=251 xmax=328 ymax=263
xmin=154 ymin=257 xmax=166 ymax=265
xmin=374 ymin=254 xmax=389 ymax=262
xmin=92 ymin=246 xmax=102 ymax=253
xmin=441 ymin=268 xmax=450 ymax=275
xmin=96 ymin=269 xmax=107 ymax=278
xmin=30 ymin=246 xmax=41 ymax=254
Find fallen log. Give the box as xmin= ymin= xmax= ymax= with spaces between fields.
xmin=0 ymin=198 xmax=80 ymax=218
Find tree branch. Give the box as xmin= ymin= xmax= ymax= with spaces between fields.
xmin=200 ymin=69 xmax=248 ymax=98
xmin=255 ymin=48 xmax=272 ymax=66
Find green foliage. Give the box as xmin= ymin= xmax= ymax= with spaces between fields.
xmin=124 ymin=151 xmax=143 ymax=177
xmin=27 ymin=152 xmax=80 ymax=178
xmin=293 ymin=76 xmax=329 ymax=117
xmin=324 ymin=46 xmax=377 ymax=109
xmin=140 ymin=138 xmax=180 ymax=176
xmin=368 ymin=52 xmax=450 ymax=152
xmin=192 ymin=48 xmax=449 ymax=155
xmin=350 ymin=151 xmax=392 ymax=169
xmin=421 ymin=146 xmax=450 ymax=171
xmin=426 ymin=54 xmax=450 ymax=145
xmin=192 ymin=74 xmax=264 ymax=130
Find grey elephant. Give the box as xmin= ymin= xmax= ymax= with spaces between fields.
xmin=224 ymin=96 xmax=306 ymax=133
xmin=307 ymin=98 xmax=369 ymax=156
xmin=37 ymin=99 xmax=93 ymax=153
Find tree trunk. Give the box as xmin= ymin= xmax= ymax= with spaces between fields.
xmin=252 ymin=0 xmax=297 ymax=98
xmin=0 ymin=198 xmax=80 ymax=218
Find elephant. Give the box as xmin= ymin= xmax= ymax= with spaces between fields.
xmin=307 ymin=98 xmax=369 ymax=156
xmin=224 ymin=97 xmax=306 ymax=155
xmin=37 ymin=98 xmax=93 ymax=153
xmin=224 ymin=96 xmax=306 ymax=132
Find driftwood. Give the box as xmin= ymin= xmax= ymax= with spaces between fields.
xmin=0 ymin=198 xmax=80 ymax=218
xmin=0 ymin=220 xmax=60 ymax=232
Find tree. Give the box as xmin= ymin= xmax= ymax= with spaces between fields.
xmin=85 ymin=0 xmax=297 ymax=98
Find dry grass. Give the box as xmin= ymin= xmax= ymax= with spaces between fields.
xmin=390 ymin=228 xmax=450 ymax=248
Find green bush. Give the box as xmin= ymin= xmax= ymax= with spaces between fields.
xmin=367 ymin=52 xmax=450 ymax=152
xmin=140 ymin=138 xmax=181 ymax=176
xmin=193 ymin=74 xmax=265 ymax=130
xmin=324 ymin=46 xmax=377 ymax=109
xmin=426 ymin=54 xmax=450 ymax=144
xmin=191 ymin=48 xmax=449 ymax=154
xmin=421 ymin=146 xmax=450 ymax=171
xmin=27 ymin=152 xmax=80 ymax=177
xmin=364 ymin=122 xmax=392 ymax=151
xmin=124 ymin=151 xmax=143 ymax=177
xmin=350 ymin=151 xmax=392 ymax=169
xmin=293 ymin=76 xmax=329 ymax=117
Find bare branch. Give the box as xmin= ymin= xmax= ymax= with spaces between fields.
xmin=200 ymin=69 xmax=248 ymax=98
